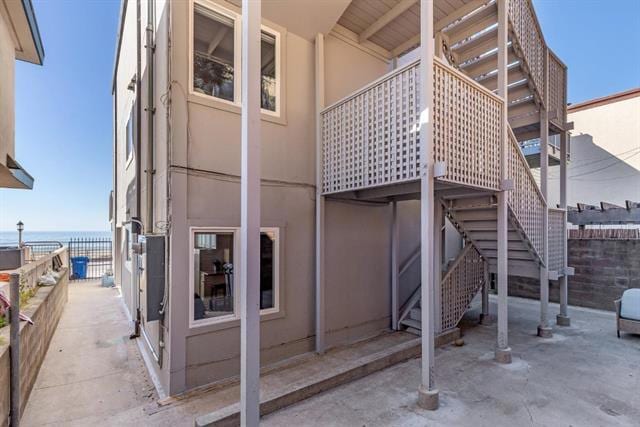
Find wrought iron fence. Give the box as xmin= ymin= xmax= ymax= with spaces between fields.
xmin=23 ymin=241 xmax=63 ymax=261
xmin=68 ymin=238 xmax=113 ymax=280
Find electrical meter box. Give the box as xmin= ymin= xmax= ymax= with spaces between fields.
xmin=137 ymin=235 xmax=165 ymax=322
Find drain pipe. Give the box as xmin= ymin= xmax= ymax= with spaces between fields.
xmin=132 ymin=0 xmax=143 ymax=339
xmin=145 ymin=0 xmax=155 ymax=235
xmin=9 ymin=273 xmax=20 ymax=427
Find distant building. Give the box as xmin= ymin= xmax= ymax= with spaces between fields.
xmin=0 ymin=0 xmax=44 ymax=190
xmin=547 ymin=88 xmax=640 ymax=208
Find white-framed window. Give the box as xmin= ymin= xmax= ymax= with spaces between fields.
xmin=191 ymin=0 xmax=281 ymax=116
xmin=189 ymin=226 xmax=280 ymax=327
xmin=125 ymin=105 xmax=135 ymax=166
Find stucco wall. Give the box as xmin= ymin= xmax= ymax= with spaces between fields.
xmin=0 ymin=9 xmax=16 ymax=167
xmin=112 ymin=0 xmax=171 ymax=393
xmin=162 ymin=0 xmax=422 ymax=394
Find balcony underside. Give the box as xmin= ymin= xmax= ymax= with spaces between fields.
xmin=325 ymin=179 xmax=495 ymax=203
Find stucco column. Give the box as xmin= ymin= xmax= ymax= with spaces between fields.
xmin=495 ymin=0 xmax=511 ymax=364
xmin=240 ymin=0 xmax=262 ymax=424
xmin=557 ymin=131 xmax=571 ymax=326
xmin=418 ymin=0 xmax=439 ymax=411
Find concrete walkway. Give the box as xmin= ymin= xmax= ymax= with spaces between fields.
xmin=21 ymin=281 xmax=640 ymax=426
xmin=21 ymin=281 xmax=158 ymax=426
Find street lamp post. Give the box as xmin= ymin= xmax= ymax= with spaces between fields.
xmin=16 ymin=221 xmax=24 ymax=247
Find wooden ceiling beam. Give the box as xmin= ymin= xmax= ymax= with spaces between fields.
xmin=359 ymin=0 xmax=417 ymax=43
xmin=435 ymin=0 xmax=493 ymax=32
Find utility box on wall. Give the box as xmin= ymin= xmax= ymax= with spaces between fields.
xmin=137 ymin=235 xmax=166 ymax=322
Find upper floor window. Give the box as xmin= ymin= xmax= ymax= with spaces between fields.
xmin=126 ymin=107 xmax=134 ymax=163
xmin=192 ymin=1 xmax=280 ymax=115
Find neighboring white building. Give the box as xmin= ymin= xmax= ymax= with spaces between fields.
xmin=0 ymin=0 xmax=44 ymax=189
xmin=546 ymin=88 xmax=640 ymax=208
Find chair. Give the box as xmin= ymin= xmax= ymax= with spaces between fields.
xmin=615 ymin=289 xmax=640 ymax=338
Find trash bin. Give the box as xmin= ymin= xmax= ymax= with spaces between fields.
xmin=71 ymin=256 xmax=89 ymax=279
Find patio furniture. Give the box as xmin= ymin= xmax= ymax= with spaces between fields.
xmin=615 ymin=289 xmax=640 ymax=338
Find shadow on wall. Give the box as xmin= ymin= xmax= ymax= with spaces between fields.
xmin=548 ymin=133 xmax=640 ymax=207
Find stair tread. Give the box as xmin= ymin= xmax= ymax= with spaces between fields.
xmin=400 ymin=318 xmax=422 ymax=330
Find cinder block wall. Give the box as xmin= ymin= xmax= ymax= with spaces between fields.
xmin=509 ymin=239 xmax=640 ymax=311
xmin=0 ymin=269 xmax=69 ymax=424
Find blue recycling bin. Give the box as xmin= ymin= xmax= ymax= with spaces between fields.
xmin=71 ymin=256 xmax=89 ymax=279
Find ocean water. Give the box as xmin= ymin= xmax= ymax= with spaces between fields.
xmin=0 ymin=231 xmax=111 ymax=246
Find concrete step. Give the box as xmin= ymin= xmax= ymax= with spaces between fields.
xmin=194 ymin=335 xmax=422 ymax=427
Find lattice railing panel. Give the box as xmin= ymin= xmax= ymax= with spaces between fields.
xmin=548 ymin=51 xmax=566 ymax=128
xmin=548 ymin=208 xmax=565 ymax=272
xmin=507 ymin=127 xmax=545 ymax=260
xmin=321 ymin=63 xmax=421 ymax=194
xmin=433 ymin=59 xmax=503 ymax=191
xmin=508 ymin=0 xmax=546 ymax=105
xmin=440 ymin=245 xmax=485 ymax=332
xmin=321 ymin=59 xmax=504 ymax=194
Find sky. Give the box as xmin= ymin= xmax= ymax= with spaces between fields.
xmin=0 ymin=0 xmax=639 ymax=231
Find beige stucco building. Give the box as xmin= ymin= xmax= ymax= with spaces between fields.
xmin=0 ymin=0 xmax=44 ymax=189
xmin=111 ymin=0 xmax=573 ymax=416
xmin=546 ymin=88 xmax=640 ymax=208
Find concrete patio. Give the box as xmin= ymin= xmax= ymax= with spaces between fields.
xmin=21 ymin=281 xmax=639 ymax=426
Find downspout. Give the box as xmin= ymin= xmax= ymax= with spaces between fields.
xmin=132 ymin=0 xmax=143 ymax=338
xmin=145 ymin=0 xmax=155 ymax=234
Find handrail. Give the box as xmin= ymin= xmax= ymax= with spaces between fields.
xmin=399 ymin=245 xmax=421 ymax=278
xmin=440 ymin=244 xmax=475 ymax=285
xmin=506 ymin=125 xmax=546 ymax=261
xmin=321 ymin=59 xmax=420 ymax=114
xmin=508 ymin=0 xmax=547 ymax=107
xmin=440 ymin=244 xmax=485 ymax=332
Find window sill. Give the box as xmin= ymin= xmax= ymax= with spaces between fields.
xmin=188 ymin=308 xmax=285 ymax=337
xmin=188 ymin=91 xmax=287 ymax=126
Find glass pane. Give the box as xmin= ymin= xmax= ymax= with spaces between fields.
xmin=261 ymin=32 xmax=276 ymax=112
xmin=126 ymin=113 xmax=133 ymax=158
xmin=193 ymin=6 xmax=235 ymax=102
xmin=260 ymin=231 xmax=275 ymax=309
xmin=193 ymin=232 xmax=234 ymax=321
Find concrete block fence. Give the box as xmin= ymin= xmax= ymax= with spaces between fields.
xmin=0 ymin=248 xmax=69 ymax=425
xmin=509 ymin=238 xmax=640 ymax=311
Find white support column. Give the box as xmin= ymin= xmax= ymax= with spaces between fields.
xmin=315 ymin=33 xmax=326 ymax=353
xmin=434 ymin=201 xmax=443 ymax=335
xmin=537 ymin=50 xmax=552 ymax=339
xmin=557 ymin=131 xmax=570 ymax=326
xmin=391 ymin=201 xmax=400 ymax=330
xmin=240 ymin=0 xmax=261 ymax=425
xmin=495 ymin=0 xmax=511 ymax=364
xmin=417 ymin=0 xmax=439 ymax=410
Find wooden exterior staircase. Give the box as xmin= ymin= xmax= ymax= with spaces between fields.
xmin=321 ymin=0 xmax=569 ymax=335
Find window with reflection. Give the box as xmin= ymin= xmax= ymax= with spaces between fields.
xmin=191 ymin=228 xmax=278 ymax=325
xmin=192 ymin=2 xmax=280 ymax=113
xmin=193 ymin=5 xmax=235 ymax=102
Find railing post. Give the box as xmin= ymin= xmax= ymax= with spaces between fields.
xmin=557 ymin=131 xmax=570 ymax=326
xmin=495 ymin=0 xmax=512 ymax=364
xmin=9 ymin=272 xmax=20 ymax=427
xmin=537 ymin=48 xmax=552 ymax=339
xmin=417 ymin=0 xmax=439 ymax=411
